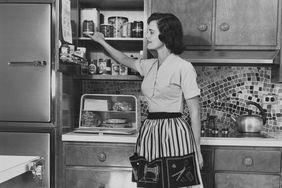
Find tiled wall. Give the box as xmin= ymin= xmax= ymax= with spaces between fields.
xmin=82 ymin=66 xmax=282 ymax=132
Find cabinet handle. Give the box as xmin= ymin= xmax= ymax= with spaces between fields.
xmin=243 ymin=156 xmax=253 ymax=167
xmin=97 ymin=152 xmax=107 ymax=162
xmin=98 ymin=184 xmax=105 ymax=188
xmin=197 ymin=24 xmax=208 ymax=32
xmin=9 ymin=60 xmax=47 ymax=67
xmin=219 ymin=22 xmax=230 ymax=31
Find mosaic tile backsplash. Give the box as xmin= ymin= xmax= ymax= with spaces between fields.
xmin=82 ymin=66 xmax=282 ymax=133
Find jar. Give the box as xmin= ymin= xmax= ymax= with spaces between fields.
xmin=82 ymin=20 xmax=94 ymax=36
xmin=100 ymin=24 xmax=114 ymax=37
xmin=89 ymin=60 xmax=97 ymax=75
xmin=108 ymin=16 xmax=128 ymax=38
xmin=132 ymin=21 xmax=143 ymax=38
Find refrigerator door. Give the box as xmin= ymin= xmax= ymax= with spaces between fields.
xmin=0 ymin=4 xmax=51 ymax=122
xmin=0 ymin=132 xmax=50 ymax=188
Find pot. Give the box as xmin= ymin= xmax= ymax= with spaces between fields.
xmin=231 ymin=101 xmax=266 ymax=133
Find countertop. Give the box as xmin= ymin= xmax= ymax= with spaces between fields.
xmin=62 ymin=132 xmax=282 ymax=147
xmin=0 ymin=155 xmax=40 ymax=184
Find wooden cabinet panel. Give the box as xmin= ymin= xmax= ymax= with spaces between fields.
xmin=201 ymin=172 xmax=214 ymax=188
xmin=215 ymin=0 xmax=278 ymax=46
xmin=151 ymin=0 xmax=213 ymax=47
xmin=201 ymin=147 xmax=213 ymax=172
xmin=214 ymin=148 xmax=281 ymax=173
xmin=65 ymin=167 xmax=136 ymax=188
xmin=215 ymin=173 xmax=281 ymax=188
xmin=64 ymin=143 xmax=134 ymax=167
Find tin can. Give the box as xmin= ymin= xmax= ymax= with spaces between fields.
xmin=108 ymin=16 xmax=128 ymax=38
xmin=100 ymin=24 xmax=114 ymax=37
xmin=132 ymin=21 xmax=143 ymax=38
xmin=104 ymin=59 xmax=112 ymax=75
xmin=122 ymin=22 xmax=128 ymax=38
xmin=111 ymin=62 xmax=120 ymax=75
xmin=127 ymin=22 xmax=132 ymax=37
xmin=89 ymin=60 xmax=97 ymax=75
xmin=119 ymin=65 xmax=128 ymax=75
xmin=82 ymin=20 xmax=94 ymax=36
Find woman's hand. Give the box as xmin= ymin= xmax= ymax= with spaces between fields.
xmin=86 ymin=32 xmax=105 ymax=43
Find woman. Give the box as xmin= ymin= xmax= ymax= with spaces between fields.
xmin=88 ymin=13 xmax=203 ymax=188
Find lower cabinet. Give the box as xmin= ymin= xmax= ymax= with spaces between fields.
xmin=65 ymin=167 xmax=134 ymax=188
xmin=63 ymin=142 xmax=281 ymax=188
xmin=63 ymin=142 xmax=136 ymax=188
xmin=215 ymin=173 xmax=280 ymax=188
xmin=214 ymin=147 xmax=282 ymax=188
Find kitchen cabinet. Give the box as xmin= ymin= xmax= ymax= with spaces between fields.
xmin=151 ymin=0 xmax=280 ymax=50
xmin=215 ymin=0 xmax=278 ymax=48
xmin=201 ymin=146 xmax=214 ymax=188
xmin=214 ymin=147 xmax=282 ymax=188
xmin=63 ymin=142 xmax=213 ymax=188
xmin=63 ymin=142 xmax=136 ymax=188
xmin=67 ymin=0 xmax=149 ymax=81
xmin=151 ymin=0 xmax=213 ymax=48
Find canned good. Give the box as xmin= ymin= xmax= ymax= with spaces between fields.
xmin=111 ymin=62 xmax=120 ymax=75
xmin=108 ymin=16 xmax=128 ymax=38
xmin=100 ymin=24 xmax=114 ymax=37
xmin=97 ymin=59 xmax=111 ymax=75
xmin=82 ymin=20 xmax=94 ymax=36
xmin=121 ymin=23 xmax=128 ymax=37
xmin=132 ymin=21 xmax=143 ymax=38
xmin=119 ymin=65 xmax=128 ymax=75
xmin=127 ymin=22 xmax=132 ymax=37
xmin=89 ymin=60 xmax=97 ymax=75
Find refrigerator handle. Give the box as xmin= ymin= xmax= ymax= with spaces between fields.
xmin=8 ymin=60 xmax=47 ymax=67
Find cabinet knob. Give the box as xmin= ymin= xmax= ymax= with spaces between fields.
xmin=97 ymin=152 xmax=107 ymax=162
xmin=243 ymin=156 xmax=253 ymax=167
xmin=197 ymin=24 xmax=208 ymax=32
xmin=219 ymin=22 xmax=230 ymax=31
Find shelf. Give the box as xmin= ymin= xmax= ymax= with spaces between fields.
xmin=74 ymin=74 xmax=143 ymax=80
xmin=78 ymin=37 xmax=143 ymax=41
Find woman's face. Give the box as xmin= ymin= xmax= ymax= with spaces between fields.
xmin=146 ymin=20 xmax=164 ymax=50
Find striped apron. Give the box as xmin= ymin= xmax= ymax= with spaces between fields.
xmin=135 ymin=112 xmax=203 ymax=188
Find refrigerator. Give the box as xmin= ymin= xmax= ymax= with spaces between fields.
xmin=0 ymin=2 xmax=55 ymax=188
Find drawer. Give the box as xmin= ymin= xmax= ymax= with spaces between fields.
xmin=215 ymin=173 xmax=280 ymax=188
xmin=214 ymin=148 xmax=281 ymax=173
xmin=65 ymin=167 xmax=135 ymax=188
xmin=64 ymin=143 xmax=135 ymax=167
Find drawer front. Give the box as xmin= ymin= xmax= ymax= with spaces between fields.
xmin=215 ymin=149 xmax=281 ymax=173
xmin=215 ymin=173 xmax=280 ymax=188
xmin=64 ymin=143 xmax=135 ymax=167
xmin=65 ymin=167 xmax=135 ymax=188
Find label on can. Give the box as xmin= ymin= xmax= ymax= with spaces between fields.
xmin=89 ymin=60 xmax=97 ymax=75
xmin=111 ymin=62 xmax=120 ymax=75
xmin=119 ymin=65 xmax=128 ymax=75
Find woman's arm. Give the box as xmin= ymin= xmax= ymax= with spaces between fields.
xmin=186 ymin=96 xmax=203 ymax=168
xmin=87 ymin=32 xmax=137 ymax=70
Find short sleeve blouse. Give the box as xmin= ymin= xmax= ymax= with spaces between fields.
xmin=135 ymin=54 xmax=200 ymax=113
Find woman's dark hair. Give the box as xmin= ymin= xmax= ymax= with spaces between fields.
xmin=147 ymin=13 xmax=184 ymax=54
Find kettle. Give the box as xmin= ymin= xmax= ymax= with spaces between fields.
xmin=231 ymin=101 xmax=267 ymax=133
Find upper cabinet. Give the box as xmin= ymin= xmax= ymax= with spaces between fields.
xmin=215 ymin=0 xmax=279 ymax=48
xmin=64 ymin=0 xmax=149 ymax=80
xmin=151 ymin=0 xmax=213 ymax=49
xmin=151 ymin=0 xmax=280 ymax=50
